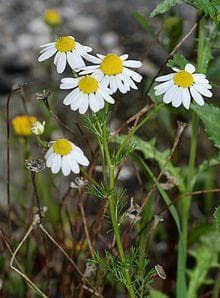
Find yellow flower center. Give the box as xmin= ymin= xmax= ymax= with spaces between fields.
xmin=55 ymin=36 xmax=75 ymax=52
xmin=44 ymin=9 xmax=62 ymax=26
xmin=78 ymin=76 xmax=99 ymax=94
xmin=53 ymin=139 xmax=72 ymax=155
xmin=173 ymin=70 xmax=194 ymax=88
xmin=12 ymin=115 xmax=37 ymax=137
xmin=100 ymin=54 xmax=123 ymax=75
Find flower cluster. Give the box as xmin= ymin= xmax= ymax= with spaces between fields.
xmin=38 ymin=35 xmax=143 ymax=114
xmin=38 ymin=34 xmax=213 ymax=176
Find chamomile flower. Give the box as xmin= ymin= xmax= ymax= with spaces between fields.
xmin=12 ymin=115 xmax=37 ymax=137
xmin=38 ymin=36 xmax=92 ymax=73
xmin=45 ymin=139 xmax=89 ymax=176
xmin=154 ymin=63 xmax=213 ymax=109
xmin=79 ymin=53 xmax=142 ymax=94
xmin=60 ymin=75 xmax=115 ymax=114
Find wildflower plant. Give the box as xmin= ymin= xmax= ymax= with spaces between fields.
xmin=2 ymin=1 xmax=220 ymax=298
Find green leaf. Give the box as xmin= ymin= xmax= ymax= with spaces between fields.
xmin=191 ymin=103 xmax=220 ymax=148
xmin=189 ymin=0 xmax=218 ymax=22
xmin=150 ymin=289 xmax=168 ymax=298
xmin=167 ymin=53 xmax=189 ymax=69
xmin=114 ymin=134 xmax=186 ymax=192
xmin=214 ymin=206 xmax=220 ymax=231
xmin=150 ymin=0 xmax=185 ymax=17
xmin=133 ymin=12 xmax=152 ymax=33
xmin=188 ymin=230 xmax=220 ymax=297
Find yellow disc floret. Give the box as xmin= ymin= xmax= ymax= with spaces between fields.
xmin=100 ymin=54 xmax=123 ymax=75
xmin=53 ymin=139 xmax=72 ymax=155
xmin=55 ymin=36 xmax=75 ymax=52
xmin=174 ymin=70 xmax=194 ymax=88
xmin=12 ymin=115 xmax=37 ymax=137
xmin=78 ymin=76 xmax=99 ymax=94
xmin=44 ymin=9 xmax=62 ymax=27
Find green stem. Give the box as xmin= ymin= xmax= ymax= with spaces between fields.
xmin=102 ymin=106 xmax=135 ymax=298
xmin=177 ymin=16 xmax=205 ymax=297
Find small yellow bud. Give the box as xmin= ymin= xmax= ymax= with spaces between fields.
xmin=44 ymin=9 xmax=62 ymax=27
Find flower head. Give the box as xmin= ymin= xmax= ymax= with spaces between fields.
xmin=60 ymin=75 xmax=114 ymax=114
xmin=38 ymin=36 xmax=92 ymax=73
xmin=12 ymin=115 xmax=37 ymax=136
xmin=44 ymin=9 xmax=62 ymax=27
xmin=79 ymin=53 xmax=142 ymax=94
xmin=45 ymin=139 xmax=89 ymax=176
xmin=31 ymin=121 xmax=45 ymax=135
xmin=154 ymin=63 xmax=213 ymax=109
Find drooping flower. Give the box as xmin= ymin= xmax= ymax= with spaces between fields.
xmin=38 ymin=36 xmax=92 ymax=73
xmin=12 ymin=115 xmax=37 ymax=137
xmin=45 ymin=139 xmax=89 ymax=176
xmin=60 ymin=75 xmax=114 ymax=114
xmin=154 ymin=63 xmax=213 ymax=109
xmin=44 ymin=9 xmax=62 ymax=27
xmin=31 ymin=121 xmax=45 ymax=135
xmin=79 ymin=53 xmax=142 ymax=94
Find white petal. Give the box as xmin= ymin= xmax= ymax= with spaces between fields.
xmin=67 ymin=155 xmax=80 ymax=174
xmin=155 ymin=73 xmax=174 ymax=82
xmin=97 ymin=54 xmax=105 ymax=59
xmin=122 ymin=60 xmax=142 ymax=68
xmin=56 ymin=52 xmax=67 ymax=73
xmin=76 ymin=43 xmax=92 ymax=54
xmin=38 ymin=48 xmax=57 ymax=62
xmin=97 ymin=89 xmax=115 ymax=104
xmin=155 ymin=80 xmax=174 ymax=96
xmin=63 ymin=89 xmax=80 ymax=105
xmin=60 ymin=79 xmax=79 ymax=89
xmin=193 ymin=84 xmax=213 ymax=98
xmin=182 ymin=88 xmax=191 ymax=110
xmin=194 ymin=82 xmax=212 ymax=89
xmin=123 ymin=68 xmax=142 ymax=82
xmin=109 ymin=76 xmax=118 ymax=93
xmin=40 ymin=42 xmax=55 ymax=48
xmin=67 ymin=51 xmax=85 ymax=70
xmin=89 ymin=94 xmax=100 ymax=112
xmin=163 ymin=85 xmax=178 ymax=104
xmin=185 ymin=63 xmax=195 ymax=74
xmin=54 ymin=51 xmax=60 ymax=65
xmin=51 ymin=154 xmax=61 ymax=174
xmin=193 ymin=75 xmax=209 ymax=84
xmin=72 ymin=152 xmax=89 ymax=166
xmin=172 ymin=88 xmax=182 ymax=108
xmin=101 ymin=75 xmax=110 ymax=87
xmin=61 ymin=156 xmax=71 ymax=176
xmin=79 ymin=94 xmax=89 ymax=114
xmin=83 ymin=54 xmax=101 ymax=64
xmin=115 ymin=76 xmax=127 ymax=93
xmin=71 ymin=92 xmax=84 ymax=111
xmin=45 ymin=147 xmax=53 ymax=159
xmin=193 ymin=74 xmax=206 ymax=80
xmin=190 ymin=86 xmax=205 ymax=106
xmin=46 ymin=152 xmax=55 ymax=167
xmin=172 ymin=67 xmax=180 ymax=72
xmin=120 ymin=54 xmax=129 ymax=61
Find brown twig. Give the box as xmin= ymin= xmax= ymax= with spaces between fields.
xmin=78 ymin=195 xmax=94 ymax=257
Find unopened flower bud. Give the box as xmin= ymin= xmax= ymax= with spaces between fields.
xmin=31 ymin=121 xmax=45 ymax=135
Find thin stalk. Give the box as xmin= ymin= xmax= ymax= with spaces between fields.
xmin=177 ymin=16 xmax=205 ymax=297
xmin=102 ymin=105 xmax=135 ymax=298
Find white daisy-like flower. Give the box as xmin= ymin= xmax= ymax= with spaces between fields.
xmin=60 ymin=75 xmax=115 ymax=114
xmin=38 ymin=36 xmax=92 ymax=73
xmin=45 ymin=139 xmax=89 ymax=176
xmin=154 ymin=63 xmax=213 ymax=109
xmin=79 ymin=53 xmax=142 ymax=94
